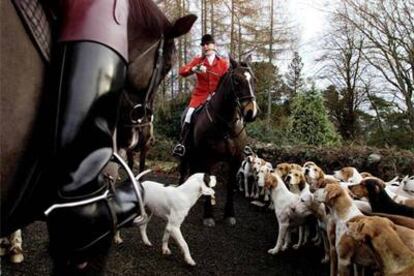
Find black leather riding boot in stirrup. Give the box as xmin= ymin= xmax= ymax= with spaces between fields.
xmin=45 ymin=42 xmax=144 ymax=271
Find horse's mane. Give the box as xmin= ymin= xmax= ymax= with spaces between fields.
xmin=128 ymin=0 xmax=172 ymax=39
xmin=214 ymin=70 xmax=232 ymax=97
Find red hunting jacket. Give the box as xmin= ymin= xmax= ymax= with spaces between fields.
xmin=179 ymin=55 xmax=229 ymax=108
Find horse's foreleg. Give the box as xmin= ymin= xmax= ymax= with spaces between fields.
xmin=203 ymin=197 xmax=215 ymax=227
xmin=179 ymin=157 xmax=189 ymax=184
xmin=224 ymin=163 xmax=237 ymax=226
xmin=139 ymin=147 xmax=147 ymax=173
xmin=127 ymin=149 xmax=135 ymax=170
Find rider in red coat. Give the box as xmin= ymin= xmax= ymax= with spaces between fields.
xmin=173 ymin=34 xmax=229 ymax=157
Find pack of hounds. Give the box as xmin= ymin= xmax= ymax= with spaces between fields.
xmin=237 ymin=146 xmax=414 ymax=276
xmin=2 ymin=147 xmax=414 ymax=275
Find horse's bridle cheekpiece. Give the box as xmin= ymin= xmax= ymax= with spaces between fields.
xmin=126 ymin=35 xmax=165 ymax=126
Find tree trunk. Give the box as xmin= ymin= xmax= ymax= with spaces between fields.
xmin=230 ymin=0 xmax=235 ymax=56
xmin=210 ymin=0 xmax=214 ymax=36
xmin=267 ymin=0 xmax=274 ymax=129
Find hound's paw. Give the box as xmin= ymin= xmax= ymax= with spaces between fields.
xmin=143 ymin=240 xmax=153 ymax=247
xmin=292 ymin=244 xmax=300 ymax=250
xmin=321 ymin=255 xmax=330 ymax=264
xmin=268 ymin=248 xmax=279 ymax=255
xmin=203 ymin=218 xmax=215 ymax=227
xmin=0 ymin=247 xmax=7 ymax=257
xmin=9 ymin=247 xmax=24 ymax=263
xmin=225 ymin=217 xmax=236 ymax=226
xmin=113 ymin=237 xmax=123 ymax=245
xmin=185 ymin=257 xmax=196 ymax=266
xmin=162 ymin=248 xmax=171 ymax=255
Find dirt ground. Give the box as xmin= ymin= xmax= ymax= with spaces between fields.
xmin=1 ymin=172 xmax=329 ymax=276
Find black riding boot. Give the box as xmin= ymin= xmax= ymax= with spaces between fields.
xmin=172 ymin=122 xmax=191 ymax=157
xmin=41 ymin=42 xmax=140 ymax=274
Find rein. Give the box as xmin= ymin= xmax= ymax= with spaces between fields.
xmin=123 ymin=35 xmax=165 ymax=126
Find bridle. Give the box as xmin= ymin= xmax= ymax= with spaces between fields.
xmin=205 ymin=66 xmax=256 ymax=138
xmin=123 ymin=35 xmax=165 ymax=126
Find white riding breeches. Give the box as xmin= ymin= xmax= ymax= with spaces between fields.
xmin=184 ymin=107 xmax=195 ymax=124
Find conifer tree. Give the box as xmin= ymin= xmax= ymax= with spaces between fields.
xmin=287 ymin=88 xmax=341 ymax=146
xmin=286 ymin=51 xmax=304 ymax=95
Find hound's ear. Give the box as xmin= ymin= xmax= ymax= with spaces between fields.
xmin=299 ymin=174 xmax=307 ymax=189
xmin=229 ymin=55 xmax=238 ymax=69
xmin=265 ymin=174 xmax=276 ymax=189
xmin=356 ymin=221 xmax=365 ymax=233
xmin=203 ymin=173 xmax=211 ymax=187
xmin=385 ymin=218 xmax=396 ymax=231
xmin=327 ymin=186 xmax=341 ymax=202
xmin=366 ymin=179 xmax=381 ymax=193
xmin=358 ymin=220 xmax=377 ymax=241
xmin=317 ymin=178 xmax=326 ymax=189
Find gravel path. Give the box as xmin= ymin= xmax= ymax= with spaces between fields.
xmin=1 ymin=172 xmax=329 ymax=276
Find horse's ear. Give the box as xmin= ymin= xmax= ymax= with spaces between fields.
xmin=229 ymin=55 xmax=238 ymax=69
xmin=167 ymin=14 xmax=197 ymax=38
xmin=242 ymin=53 xmax=252 ymax=66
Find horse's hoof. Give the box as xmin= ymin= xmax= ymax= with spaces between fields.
xmin=225 ymin=217 xmax=236 ymax=226
xmin=185 ymin=258 xmax=196 ymax=266
xmin=203 ymin=218 xmax=215 ymax=227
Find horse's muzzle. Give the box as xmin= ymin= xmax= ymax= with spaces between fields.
xmin=243 ymin=100 xmax=258 ymax=122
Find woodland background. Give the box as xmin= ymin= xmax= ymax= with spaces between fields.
xmin=149 ymin=0 xmax=414 ymax=172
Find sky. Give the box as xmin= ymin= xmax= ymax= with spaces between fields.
xmin=283 ymin=0 xmax=330 ymax=82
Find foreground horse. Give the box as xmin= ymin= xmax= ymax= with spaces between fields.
xmin=179 ymin=58 xmax=257 ymax=226
xmin=1 ymin=0 xmax=195 ymax=272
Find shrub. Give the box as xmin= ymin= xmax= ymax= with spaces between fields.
xmin=253 ymin=143 xmax=414 ymax=181
xmin=287 ymin=88 xmax=341 ymax=146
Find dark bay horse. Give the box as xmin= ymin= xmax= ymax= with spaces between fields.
xmin=1 ymin=0 xmax=196 ymax=271
xmin=179 ymin=58 xmax=258 ymax=227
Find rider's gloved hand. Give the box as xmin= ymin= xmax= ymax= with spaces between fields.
xmin=192 ymin=64 xmax=207 ymax=73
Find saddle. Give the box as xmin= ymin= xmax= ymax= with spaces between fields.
xmin=12 ymin=0 xmax=55 ymax=63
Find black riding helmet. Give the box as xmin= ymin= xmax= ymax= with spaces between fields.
xmin=200 ymin=34 xmax=215 ymax=46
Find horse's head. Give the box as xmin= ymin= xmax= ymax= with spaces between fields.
xmin=228 ymin=57 xmax=258 ymax=122
xmin=127 ymin=1 xmax=197 ymax=96
xmin=118 ymin=1 xmax=196 ymax=148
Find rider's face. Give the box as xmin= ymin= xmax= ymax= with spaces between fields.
xmin=202 ymin=43 xmax=215 ymax=55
